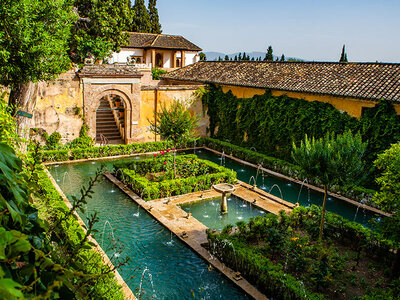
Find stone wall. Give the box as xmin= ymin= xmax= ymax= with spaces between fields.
xmin=31 ymin=70 xmax=209 ymax=144
xmin=33 ymin=71 xmax=83 ymax=144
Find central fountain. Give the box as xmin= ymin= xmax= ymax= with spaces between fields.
xmin=212 ymin=183 xmax=236 ymax=214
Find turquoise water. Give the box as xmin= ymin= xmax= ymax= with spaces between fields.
xmin=181 ymin=196 xmax=266 ymax=231
xmin=49 ymin=160 xmax=248 ymax=299
xmin=191 ymin=149 xmax=382 ymax=227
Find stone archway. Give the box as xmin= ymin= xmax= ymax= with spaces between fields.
xmin=78 ymin=65 xmax=143 ymax=144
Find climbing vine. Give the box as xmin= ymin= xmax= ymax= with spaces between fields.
xmin=202 ymin=85 xmax=400 ymax=185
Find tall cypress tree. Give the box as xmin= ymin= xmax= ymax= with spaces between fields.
xmin=243 ymin=52 xmax=247 ymax=61
xmin=131 ymin=0 xmax=151 ymax=32
xmin=264 ymin=45 xmax=274 ymax=61
xmin=280 ymin=54 xmax=285 ymax=61
xmin=148 ymin=0 xmax=162 ymax=34
xmin=224 ymin=55 xmax=229 ymax=61
xmin=238 ymin=53 xmax=242 ymax=61
xmin=339 ymin=45 xmax=348 ymax=62
xmin=234 ymin=55 xmax=238 ymax=61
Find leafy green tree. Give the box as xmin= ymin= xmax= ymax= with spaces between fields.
xmin=280 ymin=54 xmax=285 ymax=61
xmin=148 ymin=0 xmax=162 ymax=33
xmin=292 ymin=131 xmax=366 ymax=240
xmin=199 ymin=52 xmax=207 ymax=61
xmin=69 ymin=0 xmax=131 ymax=63
xmin=373 ymin=143 xmax=400 ymax=278
xmin=0 ymin=0 xmax=75 ymax=142
xmin=130 ymin=0 xmax=151 ymax=32
xmin=234 ymin=55 xmax=238 ymax=61
xmin=238 ymin=53 xmax=242 ymax=61
xmin=339 ymin=45 xmax=348 ymax=62
xmin=224 ymin=55 xmax=229 ymax=61
xmin=149 ymin=102 xmax=199 ymax=178
xmin=243 ymin=52 xmax=247 ymax=61
xmin=264 ymin=45 xmax=274 ymax=61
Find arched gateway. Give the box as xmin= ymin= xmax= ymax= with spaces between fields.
xmin=77 ymin=65 xmax=142 ymax=144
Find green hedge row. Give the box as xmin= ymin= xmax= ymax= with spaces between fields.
xmin=207 ymin=232 xmax=325 ymax=300
xmin=198 ymin=137 xmax=377 ymax=203
xmin=114 ymin=155 xmax=236 ymax=200
xmin=199 ymin=137 xmax=302 ymax=178
xmin=207 ymin=206 xmax=396 ymax=300
xmin=36 ymin=170 xmax=125 ymax=299
xmin=36 ymin=140 xmax=174 ymax=162
xmin=291 ymin=206 xmax=394 ymax=261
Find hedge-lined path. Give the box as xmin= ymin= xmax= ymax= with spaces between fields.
xmin=105 ymin=171 xmax=298 ymax=299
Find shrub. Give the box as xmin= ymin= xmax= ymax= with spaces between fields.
xmin=114 ymin=154 xmax=237 ymax=200
xmin=70 ymin=124 xmax=94 ymax=149
xmin=46 ymin=131 xmax=62 ymax=149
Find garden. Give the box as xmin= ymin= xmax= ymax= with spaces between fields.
xmin=208 ymin=206 xmax=399 ymax=299
xmin=114 ymin=153 xmax=236 ymax=200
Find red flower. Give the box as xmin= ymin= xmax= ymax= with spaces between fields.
xmin=164 ymin=161 xmax=167 ymax=165
xmin=167 ymin=148 xmax=170 ymax=152
xmin=161 ymin=151 xmax=165 ymax=155
xmin=154 ymin=154 xmax=157 ymax=157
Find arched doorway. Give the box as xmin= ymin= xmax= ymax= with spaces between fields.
xmin=96 ymin=95 xmax=125 ymax=144
xmin=155 ymin=53 xmax=163 ymax=68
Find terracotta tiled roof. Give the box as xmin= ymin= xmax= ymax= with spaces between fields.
xmin=78 ymin=64 xmax=142 ymax=77
xmin=125 ymin=32 xmax=202 ymax=51
xmin=162 ymin=61 xmax=400 ymax=102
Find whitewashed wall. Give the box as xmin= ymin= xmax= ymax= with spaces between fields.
xmin=110 ymin=49 xmax=144 ymax=63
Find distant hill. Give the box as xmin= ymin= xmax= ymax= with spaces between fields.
xmin=204 ymin=51 xmax=304 ymax=62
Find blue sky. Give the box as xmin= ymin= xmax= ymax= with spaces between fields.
xmin=157 ymin=0 xmax=400 ymax=62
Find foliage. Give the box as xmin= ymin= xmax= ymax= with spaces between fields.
xmin=0 ymin=95 xmax=20 ymax=149
xmin=114 ymin=154 xmax=236 ymax=200
xmin=202 ymin=85 xmax=400 ymax=186
xmin=373 ymin=143 xmax=400 ymax=277
xmin=0 ymin=0 xmax=75 ymax=87
xmin=0 ymin=143 xmax=124 ymax=298
xmin=292 ymin=131 xmax=366 ymax=239
xmin=148 ymin=0 xmax=162 ymax=34
xmin=208 ymin=206 xmax=396 ymax=300
xmin=264 ymin=45 xmax=274 ymax=61
xmin=130 ymin=0 xmax=151 ymax=33
xmin=69 ymin=124 xmax=94 ymax=149
xmin=339 ymin=45 xmax=348 ymax=63
xmin=150 ymin=101 xmax=199 ymax=147
xmin=152 ymin=68 xmax=168 ymax=80
xmin=45 ymin=131 xmax=62 ymax=150
xmin=199 ymin=52 xmax=207 ymax=61
xmin=69 ymin=0 xmax=131 ymax=62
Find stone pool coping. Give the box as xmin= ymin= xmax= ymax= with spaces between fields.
xmin=43 ymin=169 xmax=136 ymax=300
xmin=104 ymin=171 xmax=296 ymax=300
xmin=204 ymin=147 xmax=391 ymax=218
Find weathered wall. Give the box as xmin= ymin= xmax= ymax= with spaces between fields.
xmin=33 ymin=71 xmax=83 ymax=143
xmin=32 ymin=70 xmax=207 ymax=144
xmin=139 ymin=85 xmax=208 ymax=142
xmin=220 ymin=84 xmax=400 ymax=118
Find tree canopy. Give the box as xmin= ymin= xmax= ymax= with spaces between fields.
xmin=264 ymin=45 xmax=274 ymax=61
xmin=292 ymin=131 xmax=366 ymax=240
xmin=0 ymin=0 xmax=75 ymax=87
xmin=148 ymin=0 xmax=162 ymax=34
xmin=130 ymin=0 xmax=151 ymax=32
xmin=69 ymin=0 xmax=131 ymax=62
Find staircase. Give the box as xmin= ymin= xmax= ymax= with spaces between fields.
xmin=96 ymin=99 xmax=123 ymax=144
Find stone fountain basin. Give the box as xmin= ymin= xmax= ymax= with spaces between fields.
xmin=212 ymin=183 xmax=236 ymax=194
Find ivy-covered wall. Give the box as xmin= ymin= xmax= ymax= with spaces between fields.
xmin=202 ymin=85 xmax=400 ymax=184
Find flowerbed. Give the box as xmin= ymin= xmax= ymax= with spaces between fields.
xmin=114 ymin=153 xmax=236 ymax=200
xmin=207 ymin=206 xmax=397 ymax=300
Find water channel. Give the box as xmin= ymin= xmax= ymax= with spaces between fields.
xmin=192 ymin=149 xmax=381 ymax=227
xmin=48 ymin=147 xmax=381 ymax=298
xmin=49 ymin=159 xmax=248 ymax=299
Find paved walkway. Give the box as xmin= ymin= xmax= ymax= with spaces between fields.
xmin=105 ymin=172 xmax=298 ymax=299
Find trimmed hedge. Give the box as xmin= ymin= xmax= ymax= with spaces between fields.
xmin=36 ymin=170 xmax=125 ymax=299
xmin=208 ymin=206 xmax=396 ymax=300
xmin=114 ymin=154 xmax=237 ymax=200
xmin=36 ymin=140 xmax=175 ymax=162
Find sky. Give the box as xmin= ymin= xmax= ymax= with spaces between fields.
xmin=156 ymin=0 xmax=400 ymax=62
